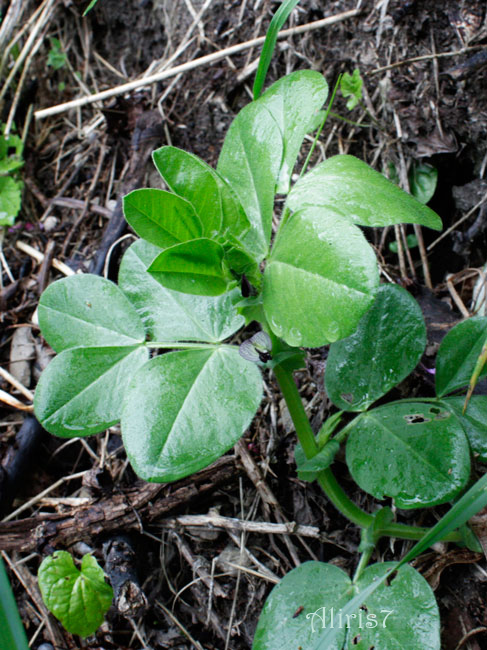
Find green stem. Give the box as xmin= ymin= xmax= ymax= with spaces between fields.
xmin=273 ymin=363 xmax=464 ymax=544
xmin=353 ymin=544 xmax=374 ymax=583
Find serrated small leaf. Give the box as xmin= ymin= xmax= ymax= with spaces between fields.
xmin=325 ymin=284 xmax=426 ymax=411
xmin=263 ymin=207 xmax=379 ymax=347
xmin=345 ymin=402 xmax=470 ymax=508
xmin=121 ymin=347 xmax=262 ymax=482
xmin=252 ymin=562 xmax=350 ymax=650
xmin=340 ymin=68 xmax=363 ymax=110
xmin=148 ymin=238 xmax=234 ymax=296
xmin=38 ymin=551 xmax=113 ymax=638
xmin=436 ymin=317 xmax=487 ymax=397
xmin=34 ymin=346 xmax=148 ymax=437
xmin=286 ymin=155 xmax=442 ymax=230
xmin=348 ymin=563 xmax=440 ymax=649
xmin=38 ymin=274 xmax=146 ymax=352
xmin=442 ymin=395 xmax=487 ymax=461
xmin=0 ymin=176 xmax=22 ymax=226
xmin=123 ymin=188 xmax=203 ymax=248
xmin=152 ymin=146 xmax=250 ymax=242
xmin=119 ymin=240 xmax=244 ymax=343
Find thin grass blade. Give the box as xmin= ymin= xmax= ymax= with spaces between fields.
xmin=0 ymin=557 xmax=29 ymax=650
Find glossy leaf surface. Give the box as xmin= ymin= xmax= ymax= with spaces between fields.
xmin=260 ymin=70 xmax=328 ymax=192
xmin=123 ymin=188 xmax=202 ymax=248
xmin=34 ymin=346 xmax=148 ymax=437
xmin=252 ymin=562 xmax=350 ymax=650
xmin=409 ymin=162 xmax=438 ymax=204
xmin=295 ymin=440 xmax=340 ymax=482
xmin=443 ymin=396 xmax=487 ymax=462
xmin=122 ymin=347 xmax=262 ymax=482
xmin=38 ymin=274 xmax=146 ymax=352
xmin=346 ymin=402 xmax=470 ymax=508
xmin=286 ymin=155 xmax=442 ymax=230
xmin=326 ymin=284 xmax=426 ymax=411
xmin=119 ymin=240 xmax=244 ymax=343
xmin=217 ymin=98 xmax=282 ymax=259
xmin=263 ymin=207 xmax=379 ymax=347
xmin=348 ymin=563 xmax=440 ymax=649
xmin=435 ymin=317 xmax=487 ymax=397
xmin=38 ymin=551 xmax=113 ymax=638
xmin=152 ymin=146 xmax=250 ymax=242
xmin=148 ymin=238 xmax=234 ymax=296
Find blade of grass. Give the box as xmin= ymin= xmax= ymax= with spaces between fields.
xmin=83 ymin=0 xmax=100 ymax=16
xmin=313 ymin=471 xmax=487 ymax=649
xmin=0 ymin=556 xmax=29 ymax=650
xmin=252 ymin=0 xmax=301 ymax=100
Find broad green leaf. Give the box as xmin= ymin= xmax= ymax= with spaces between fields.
xmin=435 ymin=317 xmax=487 ymax=397
xmin=340 ymin=68 xmax=363 ymax=110
xmin=286 ymin=155 xmax=442 ymax=230
xmin=119 ymin=240 xmax=244 ymax=343
xmin=217 ymin=99 xmax=283 ymax=259
xmin=34 ymin=346 xmax=148 ymax=437
xmin=348 ymin=563 xmax=440 ymax=649
xmin=409 ymin=163 xmax=438 ymax=204
xmin=252 ymin=562 xmax=350 ymax=650
xmin=442 ymin=396 xmax=487 ymax=461
xmin=152 ymin=146 xmax=250 ymax=242
xmin=121 ymin=347 xmax=262 ymax=482
xmin=325 ymin=284 xmax=426 ymax=411
xmin=0 ymin=129 xmax=23 ymax=175
xmin=148 ymin=238 xmax=234 ymax=296
xmin=0 ymin=557 xmax=29 ymax=650
xmin=38 ymin=551 xmax=113 ymax=638
xmin=263 ymin=207 xmax=379 ymax=348
xmin=345 ymin=402 xmax=470 ymax=508
xmin=38 ymin=274 xmax=146 ymax=352
xmin=259 ymin=70 xmax=328 ymax=193
xmin=0 ymin=176 xmax=22 ymax=226
xmin=123 ymin=188 xmax=202 ymax=248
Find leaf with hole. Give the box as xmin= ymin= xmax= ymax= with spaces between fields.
xmin=152 ymin=146 xmax=250 ymax=243
xmin=435 ymin=317 xmax=487 ymax=397
xmin=123 ymin=188 xmax=203 ymax=249
xmin=325 ymin=284 xmax=426 ymax=411
xmin=252 ymin=561 xmax=350 ymax=650
xmin=38 ymin=551 xmax=113 ymax=638
xmin=263 ymin=207 xmax=379 ymax=347
xmin=118 ymin=240 xmax=244 ymax=343
xmin=345 ymin=402 xmax=470 ymax=508
xmin=121 ymin=347 xmax=262 ymax=482
xmin=34 ymin=346 xmax=148 ymax=437
xmin=38 ymin=274 xmax=146 ymax=352
xmin=148 ymin=238 xmax=235 ymax=296
xmin=286 ymin=154 xmax=443 ymax=230
xmin=347 ymin=563 xmax=440 ymax=649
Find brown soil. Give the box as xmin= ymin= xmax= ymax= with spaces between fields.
xmin=2 ymin=1 xmax=487 ymax=648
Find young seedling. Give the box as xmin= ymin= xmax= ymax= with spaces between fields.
xmin=32 ymin=7 xmax=487 ymax=648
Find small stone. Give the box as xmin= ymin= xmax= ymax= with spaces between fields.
xmin=43 ymin=216 xmax=58 ymax=233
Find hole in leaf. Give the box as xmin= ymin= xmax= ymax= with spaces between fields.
xmin=292 ymin=605 xmax=304 ymax=618
xmin=429 ymin=406 xmax=440 ymax=414
xmin=360 ymin=604 xmax=368 ymax=612
xmin=340 ymin=393 xmax=354 ymax=404
xmin=369 ymin=646 xmax=375 ymax=650
xmin=403 ymin=413 xmax=430 ymax=424
xmin=352 ymin=635 xmax=361 ymax=645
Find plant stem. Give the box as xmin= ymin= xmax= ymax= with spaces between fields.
xmin=273 ymin=363 xmax=464 ymax=544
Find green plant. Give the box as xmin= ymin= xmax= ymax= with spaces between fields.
xmin=0 ymin=123 xmax=23 ymax=227
xmin=38 ymin=551 xmax=113 ymax=638
xmin=0 ymin=557 xmax=29 ymax=650
xmin=47 ymin=37 xmax=67 ymax=71
xmin=31 ymin=7 xmax=487 ymax=649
